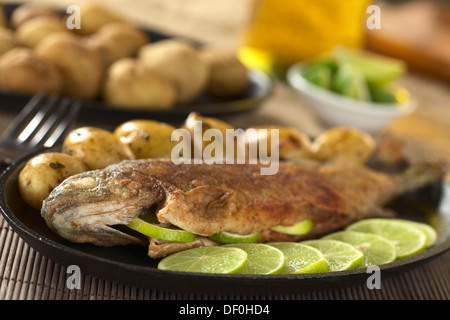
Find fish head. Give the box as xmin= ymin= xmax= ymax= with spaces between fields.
xmin=41 ymin=164 xmax=163 ymax=246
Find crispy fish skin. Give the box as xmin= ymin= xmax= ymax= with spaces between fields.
xmin=41 ymin=159 xmax=445 ymax=250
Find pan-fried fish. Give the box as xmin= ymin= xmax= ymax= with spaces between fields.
xmin=40 ymin=157 xmax=446 ymax=258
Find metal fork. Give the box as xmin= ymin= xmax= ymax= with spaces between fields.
xmin=0 ymin=92 xmax=81 ymax=166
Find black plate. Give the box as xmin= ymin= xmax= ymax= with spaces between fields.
xmin=1 ymin=4 xmax=272 ymax=119
xmin=0 ymin=148 xmax=449 ymax=295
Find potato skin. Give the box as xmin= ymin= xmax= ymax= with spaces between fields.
xmin=114 ymin=120 xmax=177 ymax=159
xmin=248 ymin=125 xmax=313 ymax=160
xmin=62 ymin=127 xmax=135 ymax=170
xmin=102 ymin=58 xmax=176 ymax=110
xmin=74 ymin=3 xmax=130 ymax=36
xmin=311 ymin=127 xmax=375 ymax=164
xmin=18 ymin=152 xmax=87 ymax=210
xmin=200 ymin=47 xmax=249 ymax=99
xmin=15 ymin=16 xmax=68 ymax=48
xmin=10 ymin=3 xmax=61 ymax=29
xmin=85 ymin=23 xmax=149 ymax=68
xmin=0 ymin=47 xmax=62 ymax=96
xmin=0 ymin=27 xmax=16 ymax=56
xmin=138 ymin=39 xmax=209 ymax=104
xmin=35 ymin=33 xmax=103 ymax=100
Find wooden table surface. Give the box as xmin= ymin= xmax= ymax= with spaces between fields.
xmin=0 ymin=0 xmax=449 ymax=301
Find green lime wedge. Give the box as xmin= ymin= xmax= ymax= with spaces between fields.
xmin=127 ymin=218 xmax=197 ymax=243
xmin=157 ymin=246 xmax=247 ymax=274
xmin=269 ymin=242 xmax=328 ymax=274
xmin=303 ymin=64 xmax=333 ymax=89
xmin=390 ymin=220 xmax=437 ymax=248
xmin=209 ymin=231 xmax=260 ymax=244
xmin=347 ymin=218 xmax=427 ymax=259
xmin=270 ymin=220 xmax=313 ymax=236
xmin=332 ymin=63 xmax=371 ymax=101
xmin=370 ymin=85 xmax=398 ymax=103
xmin=332 ymin=47 xmax=406 ymax=86
xmin=302 ymin=239 xmax=363 ymax=271
xmin=324 ymin=230 xmax=397 ymax=267
xmin=224 ymin=243 xmax=285 ymax=275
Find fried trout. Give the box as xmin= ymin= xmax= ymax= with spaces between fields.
xmin=41 ymin=158 xmax=445 ymax=258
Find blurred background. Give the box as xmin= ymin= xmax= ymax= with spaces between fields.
xmin=1 ymin=0 xmax=449 ymax=170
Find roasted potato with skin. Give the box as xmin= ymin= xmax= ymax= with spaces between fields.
xmin=103 ymin=58 xmax=176 ymax=110
xmin=138 ymin=39 xmax=209 ymax=104
xmin=35 ymin=33 xmax=103 ymax=100
xmin=246 ymin=125 xmax=313 ymax=160
xmin=10 ymin=3 xmax=61 ymax=29
xmin=200 ymin=47 xmax=250 ymax=99
xmin=114 ymin=120 xmax=177 ymax=159
xmin=0 ymin=28 xmax=16 ymax=56
xmin=311 ymin=127 xmax=375 ymax=164
xmin=62 ymin=127 xmax=135 ymax=170
xmin=15 ymin=16 xmax=69 ymax=48
xmin=18 ymin=152 xmax=88 ymax=210
xmin=0 ymin=47 xmax=62 ymax=96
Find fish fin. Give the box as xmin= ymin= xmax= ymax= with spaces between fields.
xmin=184 ymin=185 xmax=233 ymax=211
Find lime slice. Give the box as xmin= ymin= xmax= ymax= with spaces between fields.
xmin=224 ymin=243 xmax=285 ymax=275
xmin=390 ymin=220 xmax=437 ymax=248
xmin=157 ymin=246 xmax=247 ymax=274
xmin=370 ymin=85 xmax=398 ymax=104
xmin=332 ymin=47 xmax=406 ymax=86
xmin=333 ymin=63 xmax=371 ymax=101
xmin=270 ymin=220 xmax=313 ymax=236
xmin=209 ymin=231 xmax=260 ymax=244
xmin=347 ymin=218 xmax=427 ymax=259
xmin=302 ymin=239 xmax=363 ymax=271
xmin=127 ymin=218 xmax=197 ymax=243
xmin=303 ymin=64 xmax=332 ymax=89
xmin=324 ymin=231 xmax=396 ymax=267
xmin=269 ymin=242 xmax=328 ymax=274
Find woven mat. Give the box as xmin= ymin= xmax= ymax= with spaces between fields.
xmin=1 ymin=209 xmax=449 ymax=300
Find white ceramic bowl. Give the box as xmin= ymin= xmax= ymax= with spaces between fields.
xmin=286 ymin=63 xmax=416 ymax=133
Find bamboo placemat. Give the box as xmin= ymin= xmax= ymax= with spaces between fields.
xmin=1 ymin=211 xmax=449 ymax=300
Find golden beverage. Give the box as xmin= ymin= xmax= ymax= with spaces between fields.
xmin=240 ymin=0 xmax=372 ymax=74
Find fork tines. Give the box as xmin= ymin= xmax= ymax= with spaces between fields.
xmin=1 ymin=92 xmax=80 ymax=152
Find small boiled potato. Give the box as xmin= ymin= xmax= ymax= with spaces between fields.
xmin=138 ymin=39 xmax=209 ymax=104
xmin=18 ymin=152 xmax=88 ymax=210
xmin=74 ymin=3 xmax=130 ymax=36
xmin=183 ymin=112 xmax=235 ymax=135
xmin=102 ymin=58 xmax=177 ymax=109
xmin=96 ymin=23 xmax=148 ymax=57
xmin=200 ymin=47 xmax=250 ymax=99
xmin=0 ymin=47 xmax=62 ymax=96
xmin=246 ymin=125 xmax=313 ymax=160
xmin=311 ymin=126 xmax=375 ymax=164
xmin=35 ymin=32 xmax=103 ymax=100
xmin=15 ymin=16 xmax=69 ymax=48
xmin=0 ymin=28 xmax=16 ymax=56
xmin=84 ymin=23 xmax=148 ymax=68
xmin=84 ymin=33 xmax=128 ymax=69
xmin=10 ymin=3 xmax=61 ymax=29
xmin=62 ymin=127 xmax=135 ymax=170
xmin=0 ymin=4 xmax=6 ymax=27
xmin=182 ymin=112 xmax=235 ymax=158
xmin=114 ymin=120 xmax=177 ymax=159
